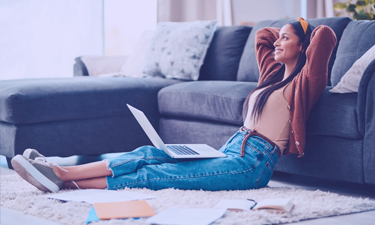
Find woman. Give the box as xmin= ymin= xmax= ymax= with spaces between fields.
xmin=11 ymin=18 xmax=337 ymax=193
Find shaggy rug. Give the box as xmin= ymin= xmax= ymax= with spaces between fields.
xmin=1 ymin=174 xmax=375 ymax=225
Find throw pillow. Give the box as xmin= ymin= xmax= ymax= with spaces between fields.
xmin=81 ymin=55 xmax=128 ymax=77
xmin=330 ymin=44 xmax=375 ymax=93
xmin=142 ymin=20 xmax=218 ymax=81
xmin=119 ymin=30 xmax=154 ymax=77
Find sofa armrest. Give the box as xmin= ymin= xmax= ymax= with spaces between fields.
xmin=357 ymin=58 xmax=375 ymax=136
xmin=74 ymin=57 xmax=89 ymax=76
xmin=357 ymin=58 xmax=375 ymax=185
xmin=73 ymin=55 xmax=128 ymax=77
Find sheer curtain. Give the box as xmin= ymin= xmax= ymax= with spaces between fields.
xmin=104 ymin=0 xmax=157 ymax=56
xmin=157 ymin=0 xmax=217 ymax=22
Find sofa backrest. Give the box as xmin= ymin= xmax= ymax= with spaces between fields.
xmin=199 ymin=26 xmax=252 ymax=81
xmin=330 ymin=20 xmax=375 ymax=86
xmin=236 ymin=17 xmax=352 ymax=86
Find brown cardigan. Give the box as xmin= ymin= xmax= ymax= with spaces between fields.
xmin=254 ymin=25 xmax=337 ymax=157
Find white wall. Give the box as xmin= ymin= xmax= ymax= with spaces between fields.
xmin=0 ymin=0 xmax=103 ymax=80
xmin=104 ymin=0 xmax=157 ymax=56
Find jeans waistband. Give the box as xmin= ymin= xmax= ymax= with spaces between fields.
xmin=239 ymin=126 xmax=281 ymax=158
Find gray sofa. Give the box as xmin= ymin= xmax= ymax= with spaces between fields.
xmin=1 ymin=17 xmax=375 ymax=187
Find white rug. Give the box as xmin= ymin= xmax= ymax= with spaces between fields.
xmin=1 ymin=174 xmax=375 ymax=225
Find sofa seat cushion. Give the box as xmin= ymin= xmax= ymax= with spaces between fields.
xmin=306 ymin=88 xmax=360 ymax=139
xmin=158 ymin=81 xmax=257 ymax=125
xmin=0 ymin=77 xmax=181 ymax=125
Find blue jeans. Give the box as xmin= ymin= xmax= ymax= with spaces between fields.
xmin=106 ymin=127 xmax=280 ymax=191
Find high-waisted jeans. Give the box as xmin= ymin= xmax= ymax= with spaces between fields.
xmin=106 ymin=127 xmax=281 ymax=191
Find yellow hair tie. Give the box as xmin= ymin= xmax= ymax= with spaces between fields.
xmin=298 ymin=17 xmax=308 ymax=34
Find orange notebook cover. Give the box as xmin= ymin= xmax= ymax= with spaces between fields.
xmin=93 ymin=200 xmax=156 ymax=220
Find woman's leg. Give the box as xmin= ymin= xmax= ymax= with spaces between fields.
xmin=62 ymin=177 xmax=108 ymax=189
xmin=56 ymin=145 xmax=177 ymax=190
xmin=106 ymin=131 xmax=280 ymax=191
xmin=55 ymin=145 xmax=176 ymax=181
xmin=53 ymin=162 xmax=111 ymax=190
xmin=54 ymin=161 xmax=111 ymax=181
xmin=12 ymin=145 xmax=182 ymax=192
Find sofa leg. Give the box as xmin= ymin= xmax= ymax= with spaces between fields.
xmin=6 ymin=157 xmax=13 ymax=169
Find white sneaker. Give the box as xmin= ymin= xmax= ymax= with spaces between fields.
xmin=11 ymin=155 xmax=64 ymax=193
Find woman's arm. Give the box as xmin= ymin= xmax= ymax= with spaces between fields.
xmin=255 ymin=27 xmax=283 ymax=85
xmin=301 ymin=25 xmax=337 ymax=108
xmin=304 ymin=25 xmax=337 ymax=79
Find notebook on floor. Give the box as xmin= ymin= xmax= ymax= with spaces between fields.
xmin=127 ymin=104 xmax=226 ymax=159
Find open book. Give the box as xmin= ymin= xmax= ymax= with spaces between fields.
xmin=253 ymin=198 xmax=294 ymax=212
xmin=214 ymin=198 xmax=294 ymax=213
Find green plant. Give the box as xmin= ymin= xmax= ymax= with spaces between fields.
xmin=334 ymin=0 xmax=375 ymax=20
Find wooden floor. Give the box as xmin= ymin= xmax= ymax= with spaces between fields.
xmin=1 ymin=156 xmax=374 ymax=225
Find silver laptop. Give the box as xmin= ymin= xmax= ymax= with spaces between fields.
xmin=127 ymin=104 xmax=226 ymax=159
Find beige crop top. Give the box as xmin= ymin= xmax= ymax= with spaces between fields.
xmin=243 ymin=84 xmax=292 ymax=154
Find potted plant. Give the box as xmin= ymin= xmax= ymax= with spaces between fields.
xmin=334 ymin=0 xmax=375 ymax=20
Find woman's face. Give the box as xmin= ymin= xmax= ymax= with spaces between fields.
xmin=274 ymin=24 xmax=303 ymax=65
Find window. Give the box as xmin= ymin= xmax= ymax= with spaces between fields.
xmin=0 ymin=0 xmax=157 ymax=80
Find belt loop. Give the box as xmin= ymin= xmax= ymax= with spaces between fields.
xmin=241 ymin=129 xmax=253 ymax=157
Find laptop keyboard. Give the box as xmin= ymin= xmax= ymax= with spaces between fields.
xmin=167 ymin=145 xmax=200 ymax=155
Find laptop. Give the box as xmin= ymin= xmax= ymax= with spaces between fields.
xmin=127 ymin=104 xmax=226 ymax=159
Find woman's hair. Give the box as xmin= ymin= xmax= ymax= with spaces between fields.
xmin=242 ymin=19 xmax=315 ymax=123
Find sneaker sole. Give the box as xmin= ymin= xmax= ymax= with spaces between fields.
xmin=11 ymin=155 xmax=60 ymax=193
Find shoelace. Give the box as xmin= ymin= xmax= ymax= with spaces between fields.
xmin=71 ymin=181 xmax=81 ymax=189
xmin=34 ymin=157 xmax=68 ymax=172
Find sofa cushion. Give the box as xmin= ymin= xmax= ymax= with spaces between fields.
xmin=237 ymin=17 xmax=352 ymax=86
xmin=0 ymin=77 xmax=180 ymax=125
xmin=158 ymin=81 xmax=257 ymax=125
xmin=199 ymin=26 xmax=252 ymax=81
xmin=142 ymin=20 xmax=217 ymax=81
xmin=306 ymin=88 xmax=360 ymax=139
xmin=331 ymin=20 xmax=375 ymax=86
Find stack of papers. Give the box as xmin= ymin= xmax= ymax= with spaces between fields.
xmin=46 ymin=189 xmax=293 ymax=224
xmin=46 ymin=189 xmax=158 ymax=224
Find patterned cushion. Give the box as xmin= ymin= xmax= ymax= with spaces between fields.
xmin=142 ymin=21 xmax=217 ymax=81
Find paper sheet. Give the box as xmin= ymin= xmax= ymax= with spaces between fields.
xmin=146 ymin=207 xmax=226 ymax=225
xmin=45 ymin=189 xmax=155 ymax=204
